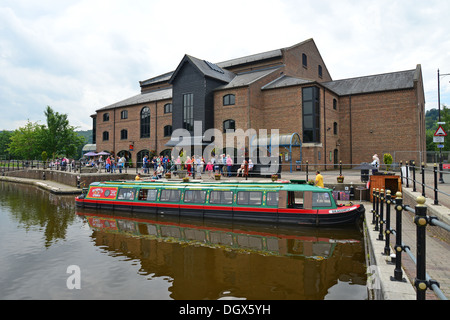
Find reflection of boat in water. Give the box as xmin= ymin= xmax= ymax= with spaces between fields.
xmin=75 ymin=180 xmax=364 ymax=227
xmin=76 ymin=209 xmax=363 ymax=260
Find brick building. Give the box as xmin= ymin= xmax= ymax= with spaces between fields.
xmin=92 ymin=38 xmax=425 ymax=171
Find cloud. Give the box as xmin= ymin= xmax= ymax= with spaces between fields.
xmin=0 ymin=0 xmax=450 ymax=131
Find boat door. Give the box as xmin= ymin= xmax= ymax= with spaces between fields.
xmin=278 ymin=191 xmax=318 ymax=224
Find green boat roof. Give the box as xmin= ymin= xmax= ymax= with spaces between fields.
xmin=94 ymin=180 xmax=331 ymax=192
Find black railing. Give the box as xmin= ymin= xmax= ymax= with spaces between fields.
xmin=372 ymin=189 xmax=449 ymax=300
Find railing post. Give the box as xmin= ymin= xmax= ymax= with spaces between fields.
xmin=391 ymin=192 xmax=406 ymax=282
xmin=406 ymin=161 xmax=409 ymax=188
xmin=306 ymin=160 xmax=309 ymax=182
xmin=372 ymin=188 xmax=377 ymax=224
xmin=421 ymin=162 xmax=426 ymax=197
xmin=378 ymin=189 xmax=385 ymax=241
xmin=412 ymin=161 xmax=416 ymax=192
xmin=374 ymin=188 xmax=380 ymax=231
xmin=434 ymin=163 xmax=439 ymax=205
xmin=384 ymin=190 xmax=392 ymax=256
xmin=414 ymin=196 xmax=428 ymax=300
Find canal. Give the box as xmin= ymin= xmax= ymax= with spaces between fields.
xmin=0 ymin=181 xmax=368 ymax=300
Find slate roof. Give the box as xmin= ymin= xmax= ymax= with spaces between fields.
xmin=322 ymin=69 xmax=416 ymax=96
xmin=96 ymin=88 xmax=172 ymax=112
xmin=216 ymin=66 xmax=282 ymax=90
xmin=169 ymin=55 xmax=236 ymax=84
xmin=261 ymin=75 xmax=314 ymax=90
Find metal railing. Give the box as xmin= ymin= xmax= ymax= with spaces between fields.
xmin=371 ymin=188 xmax=449 ymax=300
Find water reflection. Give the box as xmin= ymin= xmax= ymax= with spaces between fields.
xmin=77 ymin=209 xmax=367 ymax=300
xmin=0 ymin=181 xmax=367 ymax=300
xmin=0 ymin=182 xmax=76 ymax=248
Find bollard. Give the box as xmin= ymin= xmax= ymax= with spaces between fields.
xmin=414 ymin=196 xmax=428 ymax=300
xmin=384 ymin=190 xmax=392 ymax=256
xmin=374 ymin=188 xmax=380 ymax=232
xmin=378 ymin=189 xmax=385 ymax=241
xmin=391 ymin=192 xmax=407 ymax=282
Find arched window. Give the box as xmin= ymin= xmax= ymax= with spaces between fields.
xmin=102 ymin=131 xmax=109 ymax=141
xmin=223 ymin=94 xmax=235 ymax=106
xmin=333 ymin=122 xmax=338 ymax=135
xmin=164 ymin=125 xmax=172 ymax=137
xmin=223 ymin=119 xmax=236 ymax=133
xmin=164 ymin=103 xmax=172 ymax=114
xmin=140 ymin=107 xmax=150 ymax=138
xmin=120 ymin=129 xmax=128 ymax=140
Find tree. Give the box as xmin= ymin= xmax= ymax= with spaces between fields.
xmin=41 ymin=106 xmax=86 ymax=159
xmin=7 ymin=121 xmax=45 ymax=159
xmin=7 ymin=106 xmax=86 ymax=160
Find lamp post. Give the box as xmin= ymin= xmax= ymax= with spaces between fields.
xmin=437 ymin=69 xmax=450 ymax=183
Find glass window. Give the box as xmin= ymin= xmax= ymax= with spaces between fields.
xmin=160 ymin=189 xmax=181 ymax=202
xmin=102 ymin=131 xmax=109 ymax=141
xmin=223 ymin=119 xmax=235 ymax=133
xmin=140 ymin=107 xmax=150 ymax=138
xmin=237 ymin=191 xmax=262 ymax=206
xmin=184 ymin=190 xmax=207 ymax=204
xmin=318 ymin=65 xmax=323 ymax=78
xmin=117 ymin=188 xmax=136 ymax=200
xmin=266 ymin=192 xmax=279 ymax=206
xmin=164 ymin=103 xmax=172 ymax=114
xmin=138 ymin=189 xmax=158 ymax=201
xmin=302 ymin=87 xmax=320 ymax=143
xmin=121 ymin=110 xmax=128 ymax=119
xmin=120 ymin=129 xmax=128 ymax=140
xmin=183 ymin=94 xmax=194 ymax=132
xmin=312 ymin=192 xmax=332 ymax=207
xmin=223 ymin=94 xmax=235 ymax=106
xmin=164 ymin=125 xmax=172 ymax=137
xmin=210 ymin=191 xmax=234 ymax=205
xmin=302 ymin=53 xmax=307 ymax=67
xmin=103 ymin=113 xmax=109 ymax=122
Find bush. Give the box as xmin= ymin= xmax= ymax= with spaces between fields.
xmin=383 ymin=153 xmax=393 ymax=171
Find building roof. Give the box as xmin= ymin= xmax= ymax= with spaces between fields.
xmin=261 ymin=75 xmax=314 ymax=90
xmin=322 ymin=69 xmax=416 ymax=96
xmin=169 ymin=55 xmax=236 ymax=84
xmin=216 ymin=66 xmax=283 ymax=90
xmin=96 ymin=88 xmax=172 ymax=112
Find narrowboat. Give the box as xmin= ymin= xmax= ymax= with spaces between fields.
xmin=75 ymin=180 xmax=364 ymax=227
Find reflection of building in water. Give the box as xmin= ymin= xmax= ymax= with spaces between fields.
xmin=81 ymin=212 xmax=366 ymax=299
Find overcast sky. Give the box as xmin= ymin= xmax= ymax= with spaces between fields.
xmin=1 ymin=0 xmax=450 ymax=131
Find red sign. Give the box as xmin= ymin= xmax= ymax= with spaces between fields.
xmin=443 ymin=164 xmax=450 ymax=170
xmin=434 ymin=125 xmax=447 ymax=137
xmin=88 ymin=187 xmax=118 ymax=200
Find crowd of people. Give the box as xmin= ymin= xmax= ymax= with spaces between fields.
xmin=81 ymin=153 xmax=255 ymax=180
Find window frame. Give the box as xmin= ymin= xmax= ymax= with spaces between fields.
xmin=223 ymin=94 xmax=235 ymax=106
xmin=140 ymin=107 xmax=151 ymax=138
xmin=160 ymin=189 xmax=181 ymax=203
xmin=223 ymin=119 xmax=236 ymax=133
xmin=183 ymin=93 xmax=194 ymax=132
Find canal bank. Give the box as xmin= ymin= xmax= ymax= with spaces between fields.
xmin=1 ymin=168 xmax=449 ymax=300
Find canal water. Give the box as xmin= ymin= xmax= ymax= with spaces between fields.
xmin=0 ymin=181 xmax=368 ymax=300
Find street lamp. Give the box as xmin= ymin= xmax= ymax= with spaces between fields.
xmin=437 ymin=69 xmax=450 ymax=183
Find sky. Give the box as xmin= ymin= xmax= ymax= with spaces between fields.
xmin=1 ymin=0 xmax=450 ymax=131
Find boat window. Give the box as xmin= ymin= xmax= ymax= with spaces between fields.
xmin=184 ymin=190 xmax=207 ymax=204
xmin=210 ymin=191 xmax=234 ymax=205
xmin=138 ymin=189 xmax=158 ymax=201
xmin=237 ymin=191 xmax=262 ymax=206
xmin=160 ymin=189 xmax=181 ymax=202
xmin=266 ymin=192 xmax=279 ymax=206
xmin=312 ymin=192 xmax=332 ymax=207
xmin=117 ymin=188 xmax=136 ymax=201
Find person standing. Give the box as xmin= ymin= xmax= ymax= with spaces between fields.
xmin=371 ymin=154 xmax=380 ymax=174
xmin=315 ymin=171 xmax=324 ymax=188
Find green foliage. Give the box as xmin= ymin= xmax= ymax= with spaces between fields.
xmin=383 ymin=153 xmax=393 ymax=171
xmin=6 ymin=106 xmax=86 ymax=160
